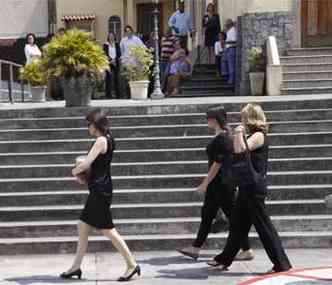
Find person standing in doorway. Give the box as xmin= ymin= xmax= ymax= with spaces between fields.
xmin=207 ymin=104 xmax=292 ymax=274
xmin=24 ymin=33 xmax=42 ymax=64
xmin=103 ymin=32 xmax=121 ymax=99
xmin=178 ymin=106 xmax=254 ymax=261
xmin=224 ymin=19 xmax=237 ymax=85
xmin=60 ymin=109 xmax=141 ymax=282
xmin=203 ymin=3 xmax=221 ymax=64
xmin=168 ymin=0 xmax=195 ymax=50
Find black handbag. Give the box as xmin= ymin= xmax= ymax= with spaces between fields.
xmin=230 ymin=135 xmax=262 ymax=187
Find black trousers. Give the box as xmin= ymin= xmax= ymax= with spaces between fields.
xmin=214 ymin=180 xmax=292 ymax=271
xmin=192 ymin=178 xmax=251 ymax=250
xmin=105 ymin=65 xmax=119 ymax=99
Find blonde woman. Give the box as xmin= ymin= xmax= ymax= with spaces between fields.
xmin=207 ymin=103 xmax=292 ymax=273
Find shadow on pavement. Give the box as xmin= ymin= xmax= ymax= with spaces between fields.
xmin=156 ymin=267 xmax=260 ymax=280
xmin=137 ymin=254 xmax=215 ymax=266
xmin=5 ymin=275 xmax=92 ymax=285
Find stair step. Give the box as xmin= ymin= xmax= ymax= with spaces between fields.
xmin=280 ymin=55 xmax=332 ymax=64
xmin=281 ymin=87 xmax=332 ymax=95
xmin=283 ymin=71 xmax=332 ymax=81
xmin=1 ymin=157 xmax=332 ymax=177
xmin=0 ymin=215 xmax=330 ymax=238
xmin=0 ymin=184 xmax=330 ymax=206
xmin=0 ymin=108 xmax=331 ymax=129
xmin=1 ymin=145 xmax=332 ymax=164
xmin=282 ymin=63 xmax=332 ymax=72
xmin=0 ymin=231 xmax=330 ymax=254
xmin=0 ymin=171 xmax=332 ymax=192
xmin=0 ymin=132 xmax=332 ymax=152
xmin=283 ymin=80 xmax=332 ymax=89
xmin=286 ymin=48 xmax=332 ymax=56
xmin=0 ymin=200 xmax=326 ymax=221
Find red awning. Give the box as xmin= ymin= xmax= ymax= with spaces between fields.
xmin=61 ymin=15 xmax=96 ymax=22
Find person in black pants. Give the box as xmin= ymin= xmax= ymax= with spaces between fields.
xmin=103 ymin=32 xmax=121 ymax=99
xmin=178 ymin=106 xmax=254 ymax=261
xmin=207 ymin=103 xmax=292 ymax=273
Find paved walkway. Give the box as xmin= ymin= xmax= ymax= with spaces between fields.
xmin=1 ymin=94 xmax=332 ymax=110
xmin=0 ymin=249 xmax=331 ymax=285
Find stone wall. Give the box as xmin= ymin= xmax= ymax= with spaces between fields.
xmin=236 ymin=11 xmax=295 ymax=96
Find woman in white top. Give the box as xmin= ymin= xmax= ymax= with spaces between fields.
xmin=24 ymin=33 xmax=42 ymax=64
xmin=214 ymin=32 xmax=227 ymax=77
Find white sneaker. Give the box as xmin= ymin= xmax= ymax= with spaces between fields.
xmin=234 ymin=249 xmax=255 ymax=261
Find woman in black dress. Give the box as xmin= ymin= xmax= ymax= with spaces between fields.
xmin=207 ymin=104 xmax=292 ymax=273
xmin=178 ymin=106 xmax=253 ymax=261
xmin=60 ymin=109 xmax=140 ymax=282
xmin=203 ymin=3 xmax=221 ymax=64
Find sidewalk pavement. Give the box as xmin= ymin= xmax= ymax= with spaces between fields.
xmin=0 ymin=249 xmax=331 ymax=285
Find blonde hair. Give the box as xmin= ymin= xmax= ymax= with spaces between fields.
xmin=241 ymin=103 xmax=268 ymax=133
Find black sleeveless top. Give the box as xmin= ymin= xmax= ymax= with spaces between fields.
xmin=206 ymin=131 xmax=233 ymax=180
xmin=88 ymin=134 xmax=114 ymax=194
xmin=248 ymin=132 xmax=269 ymax=176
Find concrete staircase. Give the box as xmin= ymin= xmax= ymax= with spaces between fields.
xmin=281 ymin=48 xmax=332 ymax=95
xmin=179 ymin=64 xmax=235 ymax=97
xmin=0 ymin=98 xmax=331 ymax=254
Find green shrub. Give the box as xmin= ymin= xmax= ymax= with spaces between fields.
xmin=20 ymin=59 xmax=47 ymax=86
xmin=42 ymin=29 xmax=109 ymax=80
xmin=121 ymin=45 xmax=154 ymax=81
xmin=248 ymin=47 xmax=265 ymax=72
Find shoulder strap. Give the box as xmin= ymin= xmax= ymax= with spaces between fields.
xmin=243 ymin=134 xmax=250 ymax=153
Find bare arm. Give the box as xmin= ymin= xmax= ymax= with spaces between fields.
xmin=72 ymin=137 xmax=107 ymax=176
xmin=233 ymin=126 xmax=265 ymax=153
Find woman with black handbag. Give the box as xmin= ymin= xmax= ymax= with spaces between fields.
xmin=60 ymin=109 xmax=140 ymax=282
xmin=178 ymin=106 xmax=253 ymax=261
xmin=207 ymin=103 xmax=292 ymax=273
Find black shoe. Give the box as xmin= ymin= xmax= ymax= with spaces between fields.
xmin=60 ymin=268 xmax=82 ymax=279
xmin=207 ymin=260 xmax=229 ymax=271
xmin=117 ymin=265 xmax=141 ymax=282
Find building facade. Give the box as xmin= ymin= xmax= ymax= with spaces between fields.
xmin=1 ymin=0 xmax=331 ymax=94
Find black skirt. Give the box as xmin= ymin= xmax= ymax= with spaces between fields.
xmin=80 ymin=192 xmax=114 ymax=229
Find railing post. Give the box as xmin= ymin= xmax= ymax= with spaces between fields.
xmin=21 ymin=78 xmax=25 ymax=102
xmin=8 ymin=64 xmax=13 ymax=103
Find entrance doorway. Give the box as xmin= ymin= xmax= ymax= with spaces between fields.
xmin=302 ymin=0 xmax=332 ymax=47
xmin=136 ymin=3 xmax=163 ymax=42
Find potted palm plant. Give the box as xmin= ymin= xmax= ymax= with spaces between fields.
xmin=121 ymin=45 xmax=154 ymax=100
xmin=42 ymin=29 xmax=109 ymax=107
xmin=248 ymin=47 xmax=265 ymax=96
xmin=20 ymin=59 xmax=47 ymax=102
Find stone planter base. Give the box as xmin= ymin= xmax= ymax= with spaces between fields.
xmin=129 ymin=80 xmax=150 ymax=100
xmin=30 ymin=86 xmax=46 ymax=102
xmin=61 ymin=75 xmax=93 ymax=107
xmin=249 ymin=72 xmax=265 ymax=96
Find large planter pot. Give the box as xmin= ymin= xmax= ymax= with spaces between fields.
xmin=61 ymin=75 xmax=93 ymax=107
xmin=129 ymin=80 xmax=150 ymax=100
xmin=30 ymin=86 xmax=46 ymax=102
xmin=249 ymin=72 xmax=265 ymax=96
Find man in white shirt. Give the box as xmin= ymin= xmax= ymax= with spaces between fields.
xmin=168 ymin=1 xmax=195 ymax=49
xmin=120 ymin=25 xmax=145 ymax=63
xmin=225 ymin=19 xmax=237 ymax=85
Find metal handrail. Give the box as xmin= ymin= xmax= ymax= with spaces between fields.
xmin=0 ymin=59 xmax=25 ymax=104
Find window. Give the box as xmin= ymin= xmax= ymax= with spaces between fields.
xmin=108 ymin=16 xmax=121 ymax=39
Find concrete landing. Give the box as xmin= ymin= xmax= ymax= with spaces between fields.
xmin=0 ymin=249 xmax=331 ymax=285
xmin=1 ymin=94 xmax=332 ymax=110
